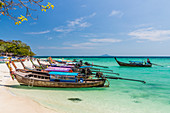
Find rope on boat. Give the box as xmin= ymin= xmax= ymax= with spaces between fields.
xmin=5 ymin=61 xmax=15 ymax=80
xmin=104 ymin=78 xmax=110 ymax=87
xmin=28 ymin=78 xmax=34 ymax=88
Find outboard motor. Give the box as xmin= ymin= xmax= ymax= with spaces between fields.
xmin=72 ymin=68 xmax=78 ymax=72
xmin=81 ymin=68 xmax=92 ymax=75
xmin=75 ymin=60 xmax=83 ymax=68
xmin=84 ymin=62 xmax=90 ymax=66
xmin=87 ymin=68 xmax=92 ymax=75
xmin=96 ymin=72 xmax=104 ymax=78
xmin=79 ymin=60 xmax=83 ymax=65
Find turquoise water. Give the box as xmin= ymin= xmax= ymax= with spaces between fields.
xmin=9 ymin=57 xmax=170 ymax=113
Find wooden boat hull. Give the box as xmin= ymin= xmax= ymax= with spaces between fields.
xmin=114 ymin=58 xmax=152 ymax=67
xmin=14 ymin=72 xmax=106 ymax=88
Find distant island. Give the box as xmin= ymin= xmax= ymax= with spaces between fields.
xmin=0 ymin=39 xmax=35 ymax=56
xmin=101 ymin=54 xmax=110 ymax=56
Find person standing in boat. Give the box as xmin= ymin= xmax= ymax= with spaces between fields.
xmin=147 ymin=58 xmax=151 ymax=64
xmin=75 ymin=60 xmax=83 ymax=68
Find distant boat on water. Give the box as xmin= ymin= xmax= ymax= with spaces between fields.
xmin=0 ymin=56 xmax=9 ymax=63
xmin=114 ymin=57 xmax=152 ymax=67
xmin=101 ymin=54 xmax=110 ymax=56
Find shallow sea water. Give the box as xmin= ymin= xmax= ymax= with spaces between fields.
xmin=8 ymin=57 xmax=170 ymax=113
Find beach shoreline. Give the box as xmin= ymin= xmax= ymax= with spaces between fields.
xmin=1 ymin=58 xmax=170 ymax=113
xmin=0 ymin=61 xmax=58 ymax=113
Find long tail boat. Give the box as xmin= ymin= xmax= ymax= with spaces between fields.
xmin=114 ymin=57 xmax=152 ymax=67
xmin=13 ymin=61 xmax=92 ymax=79
xmin=36 ymin=58 xmax=74 ymax=68
xmin=20 ymin=59 xmax=91 ymax=75
xmin=6 ymin=62 xmax=108 ymax=88
xmin=13 ymin=71 xmax=106 ymax=88
xmin=23 ymin=59 xmax=73 ymax=72
xmin=37 ymin=58 xmax=119 ymax=75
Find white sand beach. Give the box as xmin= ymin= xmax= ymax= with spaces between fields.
xmin=0 ymin=61 xmax=58 ymax=113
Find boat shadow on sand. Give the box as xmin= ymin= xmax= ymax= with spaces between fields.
xmin=1 ymin=84 xmax=107 ymax=91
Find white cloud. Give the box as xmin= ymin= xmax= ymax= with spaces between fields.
xmin=81 ymin=33 xmax=98 ymax=38
xmin=53 ymin=27 xmax=73 ymax=32
xmin=81 ymin=5 xmax=87 ymax=8
xmin=71 ymin=42 xmax=97 ymax=47
xmin=109 ymin=10 xmax=124 ymax=17
xmin=24 ymin=30 xmax=50 ymax=35
xmin=136 ymin=41 xmax=144 ymax=43
xmin=88 ymin=13 xmax=96 ymax=18
xmin=80 ymin=33 xmax=117 ymax=38
xmin=67 ymin=17 xmax=84 ymax=27
xmin=38 ymin=46 xmax=93 ymax=50
xmin=70 ymin=38 xmax=121 ymax=48
xmin=134 ymin=24 xmax=152 ymax=28
xmin=90 ymin=38 xmax=122 ymax=43
xmin=79 ymin=22 xmax=91 ymax=28
xmin=68 ymin=38 xmax=121 ymax=49
xmin=63 ymin=46 xmax=93 ymax=49
xmin=47 ymin=37 xmax=53 ymax=40
xmin=54 ymin=13 xmax=96 ymax=33
xmin=67 ymin=16 xmax=91 ymax=28
xmin=128 ymin=27 xmax=170 ymax=41
xmin=38 ymin=37 xmax=121 ymax=50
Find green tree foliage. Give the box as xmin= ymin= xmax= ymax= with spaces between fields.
xmin=0 ymin=39 xmax=36 ymax=56
xmin=0 ymin=1 xmax=54 ymax=25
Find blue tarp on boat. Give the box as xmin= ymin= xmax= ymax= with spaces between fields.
xmin=57 ymin=60 xmax=63 ymax=62
xmin=0 ymin=56 xmax=6 ymax=59
xmin=79 ymin=66 xmax=92 ymax=68
xmin=51 ymin=64 xmax=58 ymax=66
xmin=49 ymin=72 xmax=78 ymax=76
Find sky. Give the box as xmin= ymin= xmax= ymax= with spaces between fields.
xmin=1 ymin=0 xmax=170 ymax=56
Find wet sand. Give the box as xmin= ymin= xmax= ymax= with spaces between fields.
xmin=0 ymin=61 xmax=58 ymax=113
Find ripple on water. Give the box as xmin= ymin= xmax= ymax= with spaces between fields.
xmin=130 ymin=93 xmax=150 ymax=99
xmin=122 ymin=90 xmax=130 ymax=93
xmin=133 ymin=100 xmax=141 ymax=103
xmin=168 ymin=100 xmax=170 ymax=104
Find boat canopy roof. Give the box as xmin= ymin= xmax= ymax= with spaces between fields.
xmin=51 ymin=64 xmax=74 ymax=68
xmin=49 ymin=72 xmax=78 ymax=76
xmin=57 ymin=59 xmax=72 ymax=62
xmin=79 ymin=66 xmax=92 ymax=68
xmin=0 ymin=56 xmax=7 ymax=59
